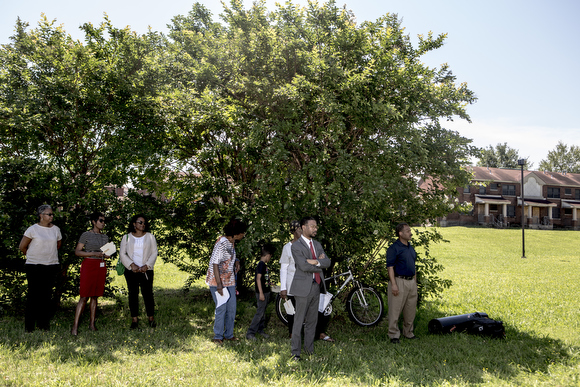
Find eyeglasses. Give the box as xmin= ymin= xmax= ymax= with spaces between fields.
xmin=136 ymin=221 xmax=145 ymax=225
xmin=43 ymin=213 xmax=54 ymax=216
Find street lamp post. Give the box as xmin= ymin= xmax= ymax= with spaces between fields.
xmin=518 ymin=159 xmax=526 ymax=258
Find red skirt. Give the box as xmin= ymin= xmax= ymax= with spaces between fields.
xmin=79 ymin=258 xmax=107 ymax=297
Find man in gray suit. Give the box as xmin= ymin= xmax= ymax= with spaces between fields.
xmin=290 ymin=216 xmax=331 ymax=360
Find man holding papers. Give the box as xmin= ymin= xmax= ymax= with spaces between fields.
xmin=205 ymin=218 xmax=247 ymax=344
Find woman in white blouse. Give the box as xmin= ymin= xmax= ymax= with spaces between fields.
xmin=19 ymin=204 xmax=62 ymax=332
xmin=120 ymin=214 xmax=158 ymax=329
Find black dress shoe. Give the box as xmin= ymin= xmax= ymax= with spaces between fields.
xmin=405 ymin=335 xmax=419 ymax=340
xmin=148 ymin=320 xmax=157 ymax=328
xmin=130 ymin=321 xmax=139 ymax=330
xmin=390 ymin=338 xmax=400 ymax=344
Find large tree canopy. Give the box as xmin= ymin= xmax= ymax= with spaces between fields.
xmin=0 ymin=1 xmax=478 ymax=308
xmin=159 ymin=0 xmax=478 ymax=296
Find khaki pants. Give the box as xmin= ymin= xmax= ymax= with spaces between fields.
xmin=387 ymin=277 xmax=418 ymax=339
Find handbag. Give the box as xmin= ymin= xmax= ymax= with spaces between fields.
xmin=116 ymin=258 xmax=125 ymax=276
xmin=116 ymin=234 xmax=128 ymax=275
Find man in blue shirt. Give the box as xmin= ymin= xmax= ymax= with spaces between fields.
xmin=386 ymin=222 xmax=418 ymax=343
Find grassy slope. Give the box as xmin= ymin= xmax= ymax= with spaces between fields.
xmin=0 ymin=227 xmax=579 ymax=386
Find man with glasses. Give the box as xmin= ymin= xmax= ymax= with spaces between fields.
xmin=289 ymin=216 xmax=331 ymax=361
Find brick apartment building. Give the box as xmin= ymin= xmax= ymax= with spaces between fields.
xmin=430 ymin=166 xmax=580 ymax=230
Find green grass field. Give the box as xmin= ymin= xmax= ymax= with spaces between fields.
xmin=1 ymin=227 xmax=579 ymax=386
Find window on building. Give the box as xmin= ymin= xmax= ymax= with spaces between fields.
xmin=552 ymin=207 xmax=560 ymax=219
xmin=463 ymin=186 xmax=470 ymax=193
xmin=479 ymin=186 xmax=486 ymax=195
xmin=547 ymin=187 xmax=560 ymax=198
xmin=490 ymin=183 xmax=499 ymax=190
xmin=490 ymin=204 xmax=498 ymax=212
xmin=564 ymin=208 xmax=572 ymax=215
xmin=565 ymin=188 xmax=572 ymax=195
xmin=576 ymin=190 xmax=580 ymax=200
xmin=507 ymin=205 xmax=515 ymax=217
xmin=502 ymin=184 xmax=516 ymax=196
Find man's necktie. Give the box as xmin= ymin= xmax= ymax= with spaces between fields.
xmin=310 ymin=241 xmax=321 ymax=284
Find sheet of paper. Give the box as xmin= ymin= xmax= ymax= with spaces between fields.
xmin=283 ymin=299 xmax=295 ymax=315
xmin=319 ymin=292 xmax=333 ymax=313
xmin=215 ymin=287 xmax=230 ymax=308
xmin=100 ymin=242 xmax=116 ymax=256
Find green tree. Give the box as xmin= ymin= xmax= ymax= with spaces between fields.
xmin=159 ymin=0 xmax=478 ymax=299
xmin=539 ymin=141 xmax=580 ymax=173
xmin=0 ymin=15 xmax=170 ymax=309
xmin=476 ymin=143 xmax=531 ymax=169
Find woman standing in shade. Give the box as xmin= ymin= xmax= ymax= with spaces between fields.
xmin=19 ymin=204 xmax=62 ymax=332
xmin=71 ymin=212 xmax=110 ymax=336
xmin=206 ymin=218 xmax=247 ymax=344
xmin=120 ymin=214 xmax=158 ymax=329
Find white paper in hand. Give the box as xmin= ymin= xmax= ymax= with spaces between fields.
xmin=100 ymin=242 xmax=116 ymax=256
xmin=283 ymin=299 xmax=295 ymax=315
xmin=215 ymin=287 xmax=230 ymax=308
xmin=318 ymin=292 xmax=333 ymax=313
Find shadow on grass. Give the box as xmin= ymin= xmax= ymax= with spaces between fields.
xmin=0 ymin=287 xmax=575 ymax=385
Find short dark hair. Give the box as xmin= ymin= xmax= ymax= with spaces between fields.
xmin=224 ymin=218 xmax=248 ymax=237
xmin=289 ymin=220 xmax=300 ymax=232
xmin=89 ymin=211 xmax=104 ymax=223
xmin=261 ymin=243 xmax=276 ymax=257
xmin=395 ymin=223 xmax=409 ymax=238
xmin=300 ymin=216 xmax=316 ymax=227
xmin=128 ymin=214 xmax=150 ymax=233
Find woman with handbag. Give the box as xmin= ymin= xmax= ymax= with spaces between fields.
xmin=120 ymin=214 xmax=158 ymax=329
xmin=71 ymin=211 xmax=110 ymax=336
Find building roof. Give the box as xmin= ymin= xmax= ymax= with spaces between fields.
xmin=466 ymin=166 xmax=531 ymax=183
xmin=530 ymin=170 xmax=580 ymax=187
xmin=520 ymin=198 xmax=557 ymax=207
xmin=561 ymin=200 xmax=580 ymax=209
xmin=419 ymin=166 xmax=580 ymax=192
xmin=467 ymin=166 xmax=580 ymax=187
xmin=474 ymin=195 xmax=511 ymax=204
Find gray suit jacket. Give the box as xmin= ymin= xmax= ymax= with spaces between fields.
xmin=290 ymin=237 xmax=331 ymax=297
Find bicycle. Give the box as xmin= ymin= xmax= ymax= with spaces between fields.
xmin=275 ymin=257 xmax=384 ymax=327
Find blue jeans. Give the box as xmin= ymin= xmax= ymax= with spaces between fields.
xmin=210 ymin=285 xmax=237 ymax=340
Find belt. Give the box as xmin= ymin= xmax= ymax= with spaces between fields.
xmin=395 ymin=275 xmax=415 ymax=280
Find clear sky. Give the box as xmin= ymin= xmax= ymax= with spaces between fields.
xmin=2 ymin=0 xmax=579 ymax=168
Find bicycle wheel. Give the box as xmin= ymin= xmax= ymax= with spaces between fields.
xmin=275 ymin=293 xmax=289 ymax=326
xmin=347 ymin=286 xmax=384 ymax=327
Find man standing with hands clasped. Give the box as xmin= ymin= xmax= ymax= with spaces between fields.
xmin=290 ymin=217 xmax=331 ymax=361
xmin=387 ymin=222 xmax=418 ymax=344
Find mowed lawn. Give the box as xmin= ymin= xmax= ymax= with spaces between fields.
xmin=0 ymin=226 xmax=579 ymax=386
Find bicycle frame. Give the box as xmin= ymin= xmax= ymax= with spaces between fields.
xmin=275 ymin=257 xmax=385 ymax=327
xmin=325 ymin=259 xmax=377 ymax=309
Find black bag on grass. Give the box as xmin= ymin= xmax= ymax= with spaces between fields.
xmin=467 ymin=317 xmax=505 ymax=339
xmin=428 ymin=312 xmax=505 ymax=339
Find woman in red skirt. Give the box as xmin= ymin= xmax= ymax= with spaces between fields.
xmin=71 ymin=212 xmax=110 ymax=335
